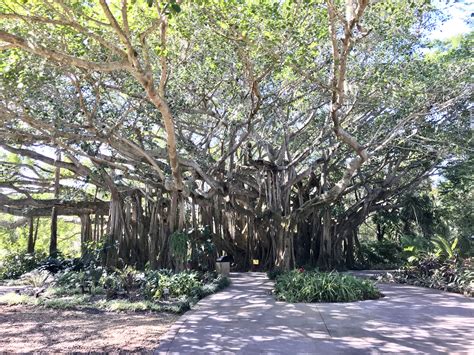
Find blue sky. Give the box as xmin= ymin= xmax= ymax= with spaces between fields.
xmin=430 ymin=0 xmax=473 ymax=40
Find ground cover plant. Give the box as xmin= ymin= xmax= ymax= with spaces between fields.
xmin=379 ymin=256 xmax=473 ymax=297
xmin=273 ymin=269 xmax=381 ymax=303
xmin=374 ymin=235 xmax=473 ymax=296
xmin=0 ymin=263 xmax=230 ymax=314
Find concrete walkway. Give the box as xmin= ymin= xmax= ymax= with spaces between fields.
xmin=156 ymin=272 xmax=474 ymax=354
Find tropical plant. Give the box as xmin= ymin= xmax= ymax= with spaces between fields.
xmin=274 ymin=270 xmax=381 ymax=303
xmin=432 ymin=236 xmax=459 ymax=259
xmin=20 ymin=269 xmax=53 ymax=288
xmin=384 ymin=255 xmax=473 ymax=296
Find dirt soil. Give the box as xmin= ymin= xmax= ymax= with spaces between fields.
xmin=0 ymin=304 xmax=177 ymax=353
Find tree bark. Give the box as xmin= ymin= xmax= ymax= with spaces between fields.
xmin=105 ymin=196 xmax=123 ymax=268
xmin=49 ymin=151 xmax=61 ymax=258
xmin=318 ymin=207 xmax=332 ymax=270
xmin=80 ymin=214 xmax=92 ymax=257
xmin=27 ymin=217 xmax=35 ymax=254
xmin=49 ymin=206 xmax=58 ymax=258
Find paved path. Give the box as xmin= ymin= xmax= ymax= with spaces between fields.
xmin=156 ymin=272 xmax=474 ymax=354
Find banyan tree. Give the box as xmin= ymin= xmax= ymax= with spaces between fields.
xmin=0 ymin=0 xmax=470 ymax=270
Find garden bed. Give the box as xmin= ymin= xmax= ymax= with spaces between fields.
xmin=376 ymin=257 xmax=473 ymax=297
xmin=0 ymin=267 xmax=231 ymax=314
xmin=270 ymin=269 xmax=382 ymax=303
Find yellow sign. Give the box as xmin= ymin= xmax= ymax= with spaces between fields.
xmin=252 ymin=259 xmax=259 ymax=265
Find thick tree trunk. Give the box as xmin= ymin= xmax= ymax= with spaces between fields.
xmin=106 ymin=197 xmax=123 ymax=268
xmin=345 ymin=229 xmax=356 ymax=269
xmin=148 ymin=202 xmax=160 ymax=269
xmin=275 ymin=218 xmax=292 ymax=270
xmin=318 ymin=208 xmax=332 ymax=270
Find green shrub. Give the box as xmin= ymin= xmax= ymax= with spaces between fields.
xmin=143 ymin=269 xmax=229 ymax=305
xmin=37 ymin=255 xmax=72 ymax=273
xmin=0 ymin=263 xmax=230 ymax=314
xmin=0 ymin=252 xmax=47 ymax=280
xmin=200 ymin=271 xmax=219 ymax=284
xmin=150 ymin=271 xmax=202 ymax=299
xmin=57 ymin=259 xmax=131 ymax=295
xmin=356 ymin=239 xmax=403 ymax=269
xmin=57 ymin=266 xmax=104 ymax=292
xmin=431 ymin=236 xmax=459 ymax=259
xmin=97 ymin=267 xmax=144 ymax=298
xmin=267 ymin=268 xmax=284 ymax=280
xmin=387 ymin=255 xmax=473 ymax=296
xmin=274 ymin=269 xmax=381 ymax=302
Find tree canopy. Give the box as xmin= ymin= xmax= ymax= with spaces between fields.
xmin=0 ymin=0 xmax=471 ymax=270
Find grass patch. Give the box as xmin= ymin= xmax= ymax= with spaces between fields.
xmin=100 ymin=299 xmax=190 ymax=313
xmin=38 ymin=295 xmax=92 ymax=309
xmin=0 ymin=292 xmax=34 ymax=305
xmin=1 ymin=292 xmax=93 ymax=310
xmin=0 ymin=292 xmax=190 ymax=313
xmin=103 ymin=300 xmax=149 ymax=312
xmin=274 ymin=269 xmax=381 ymax=302
xmin=46 ymin=286 xmax=104 ymax=297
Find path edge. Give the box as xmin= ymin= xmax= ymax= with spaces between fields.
xmin=153 ymin=307 xmax=194 ymax=354
xmin=153 ymin=280 xmax=233 ymax=354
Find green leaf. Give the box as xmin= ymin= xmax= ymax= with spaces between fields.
xmin=170 ymin=3 xmax=181 ymax=13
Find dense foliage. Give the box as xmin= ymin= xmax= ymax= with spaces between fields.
xmin=380 ymin=235 xmax=474 ymax=296
xmin=355 ymin=240 xmax=404 ymax=269
xmin=0 ymin=252 xmax=47 ymax=279
xmin=273 ymin=269 xmax=381 ymax=302
xmin=399 ymin=256 xmax=473 ymax=296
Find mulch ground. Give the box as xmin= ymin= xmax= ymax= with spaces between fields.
xmin=0 ymin=304 xmax=177 ymax=353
